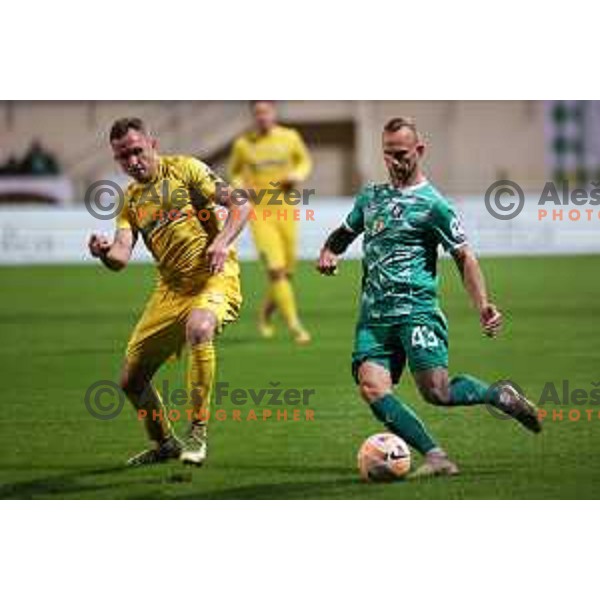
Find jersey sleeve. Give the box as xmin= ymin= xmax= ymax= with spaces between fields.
xmin=343 ymin=184 xmax=372 ymax=235
xmin=115 ymin=187 xmax=134 ymax=230
xmin=184 ymin=157 xmax=228 ymax=204
xmin=430 ymin=197 xmax=468 ymax=254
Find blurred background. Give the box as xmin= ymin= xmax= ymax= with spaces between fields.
xmin=1 ymin=100 xmax=599 ymax=263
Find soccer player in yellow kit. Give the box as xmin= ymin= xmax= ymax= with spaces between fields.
xmin=88 ymin=118 xmax=249 ymax=466
xmin=228 ymin=101 xmax=312 ymax=344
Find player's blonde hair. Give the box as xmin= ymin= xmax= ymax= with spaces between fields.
xmin=383 ymin=117 xmax=419 ymax=138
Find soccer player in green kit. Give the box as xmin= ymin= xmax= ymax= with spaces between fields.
xmin=317 ymin=117 xmax=541 ymax=478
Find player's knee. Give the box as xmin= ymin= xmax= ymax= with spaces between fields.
xmin=187 ymin=317 xmax=216 ymax=345
xmin=268 ymin=268 xmax=287 ymax=282
xmin=359 ymin=379 xmax=390 ymax=404
xmin=421 ymin=385 xmax=450 ymax=406
xmin=119 ymin=371 xmax=133 ymax=394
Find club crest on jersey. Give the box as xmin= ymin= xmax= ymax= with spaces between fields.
xmin=391 ymin=202 xmax=404 ymax=219
xmin=373 ymin=218 xmax=386 ymax=233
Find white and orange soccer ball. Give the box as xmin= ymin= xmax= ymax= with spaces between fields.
xmin=357 ymin=433 xmax=411 ymax=482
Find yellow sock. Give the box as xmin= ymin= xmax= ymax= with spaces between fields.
xmin=271 ymin=278 xmax=301 ymax=331
xmin=187 ymin=341 xmax=216 ymax=424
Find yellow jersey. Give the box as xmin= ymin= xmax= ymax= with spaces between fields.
xmin=116 ymin=155 xmax=238 ymax=292
xmin=228 ymin=125 xmax=312 ymax=210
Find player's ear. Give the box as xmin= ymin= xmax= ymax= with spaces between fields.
xmin=415 ymin=141 xmax=426 ymax=158
xmin=150 ymin=136 xmax=158 ymax=150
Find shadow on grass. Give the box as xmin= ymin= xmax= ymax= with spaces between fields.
xmin=0 ymin=463 xmax=359 ymax=499
xmin=0 ymin=462 xmax=462 ymax=500
xmin=0 ymin=465 xmax=134 ymax=499
xmin=166 ymin=476 xmax=363 ymax=500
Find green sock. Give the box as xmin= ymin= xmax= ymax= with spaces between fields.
xmin=449 ymin=374 xmax=500 ymax=406
xmin=370 ymin=393 xmax=437 ymax=455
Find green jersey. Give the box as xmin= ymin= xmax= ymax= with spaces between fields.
xmin=344 ymin=180 xmax=467 ymax=322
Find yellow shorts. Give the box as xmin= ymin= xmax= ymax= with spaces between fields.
xmin=126 ymin=270 xmax=242 ymax=369
xmin=250 ymin=217 xmax=298 ymax=272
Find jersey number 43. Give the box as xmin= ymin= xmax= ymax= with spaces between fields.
xmin=411 ymin=325 xmax=439 ymax=349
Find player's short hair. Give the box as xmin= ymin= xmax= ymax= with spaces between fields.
xmin=250 ymin=100 xmax=276 ymax=108
xmin=383 ymin=117 xmax=418 ymax=137
xmin=109 ymin=117 xmax=147 ymax=141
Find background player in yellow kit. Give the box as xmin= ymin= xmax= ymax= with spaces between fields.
xmin=88 ymin=118 xmax=249 ymax=466
xmin=228 ymin=101 xmax=312 ymax=344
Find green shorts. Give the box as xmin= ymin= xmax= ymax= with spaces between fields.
xmin=351 ymin=310 xmax=449 ymax=384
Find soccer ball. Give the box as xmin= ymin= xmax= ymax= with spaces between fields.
xmin=357 ymin=433 xmax=411 ymax=482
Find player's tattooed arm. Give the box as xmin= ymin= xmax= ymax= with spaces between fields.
xmin=88 ymin=228 xmax=135 ymax=272
xmin=325 ymin=225 xmax=358 ymax=254
xmin=206 ymin=185 xmax=251 ymax=274
xmin=317 ymin=225 xmax=358 ymax=275
xmin=452 ymin=245 xmax=503 ymax=337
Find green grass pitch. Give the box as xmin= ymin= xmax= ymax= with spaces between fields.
xmin=1 ymin=255 xmax=599 ymax=499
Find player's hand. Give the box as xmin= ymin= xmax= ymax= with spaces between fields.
xmin=88 ymin=233 xmax=111 ymax=258
xmin=206 ymin=240 xmax=229 ymax=274
xmin=317 ymin=247 xmax=338 ymax=276
xmin=480 ymin=303 xmax=502 ymax=337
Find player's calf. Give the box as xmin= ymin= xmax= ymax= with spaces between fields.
xmin=267 ymin=267 xmax=310 ymax=344
xmin=419 ymin=385 xmax=451 ymax=406
xmin=119 ymin=366 xmax=148 ymax=398
xmin=120 ymin=361 xmax=172 ymax=444
xmin=185 ymin=310 xmax=218 ymax=466
xmin=258 ymin=297 xmax=277 ymax=339
xmin=414 ymin=368 xmax=452 ymax=406
xmin=445 ymin=374 xmax=542 ymax=433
